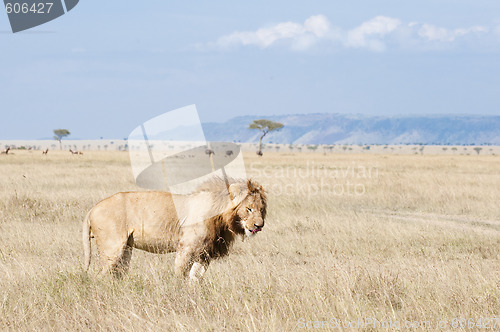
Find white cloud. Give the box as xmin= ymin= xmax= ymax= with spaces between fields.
xmin=347 ymin=16 xmax=401 ymax=51
xmin=304 ymin=15 xmax=330 ymax=38
xmin=455 ymin=26 xmax=488 ymax=36
xmin=418 ymin=24 xmax=450 ymax=41
xmin=217 ymin=15 xmax=331 ymax=50
xmin=213 ymin=15 xmax=493 ymax=52
xmin=417 ymin=24 xmax=488 ymax=42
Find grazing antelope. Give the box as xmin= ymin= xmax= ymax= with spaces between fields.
xmin=1 ymin=147 xmax=10 ymax=155
xmin=69 ymin=149 xmax=83 ymax=155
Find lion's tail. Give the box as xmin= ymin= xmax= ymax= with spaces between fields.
xmin=82 ymin=211 xmax=92 ymax=271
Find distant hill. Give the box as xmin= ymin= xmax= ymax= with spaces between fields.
xmin=202 ymin=114 xmax=500 ymax=145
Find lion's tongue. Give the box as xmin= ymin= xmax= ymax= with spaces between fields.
xmin=251 ymin=228 xmax=262 ymax=234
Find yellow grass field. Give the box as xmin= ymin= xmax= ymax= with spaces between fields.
xmin=0 ymin=150 xmax=499 ymax=330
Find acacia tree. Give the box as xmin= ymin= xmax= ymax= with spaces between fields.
xmin=53 ymin=129 xmax=71 ymax=150
xmin=249 ymin=119 xmax=284 ymax=156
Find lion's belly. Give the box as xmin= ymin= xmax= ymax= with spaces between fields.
xmin=133 ymin=239 xmax=177 ymax=254
xmin=130 ymin=221 xmax=180 ymax=253
xmin=120 ymin=192 xmax=182 ymax=254
xmin=129 ymin=220 xmax=181 ymax=253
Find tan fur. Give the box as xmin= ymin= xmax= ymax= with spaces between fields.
xmin=83 ymin=178 xmax=267 ymax=279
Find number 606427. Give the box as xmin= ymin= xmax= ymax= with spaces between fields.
xmin=5 ymin=2 xmax=53 ymax=14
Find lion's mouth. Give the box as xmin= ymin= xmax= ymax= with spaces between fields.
xmin=251 ymin=227 xmax=262 ymax=235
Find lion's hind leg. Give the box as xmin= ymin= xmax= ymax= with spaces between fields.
xmin=99 ymin=231 xmax=134 ymax=278
xmin=117 ymin=233 xmax=134 ymax=276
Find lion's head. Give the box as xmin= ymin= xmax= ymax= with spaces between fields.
xmin=228 ymin=179 xmax=267 ymax=237
xmin=195 ymin=177 xmax=267 ymax=240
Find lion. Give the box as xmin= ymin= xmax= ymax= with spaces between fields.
xmin=82 ymin=178 xmax=267 ymax=281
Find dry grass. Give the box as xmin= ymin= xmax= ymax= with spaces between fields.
xmin=0 ymin=150 xmax=499 ymax=331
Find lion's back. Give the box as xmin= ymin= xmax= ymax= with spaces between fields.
xmin=89 ymin=191 xmax=182 ymax=252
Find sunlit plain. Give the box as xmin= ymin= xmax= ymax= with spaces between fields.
xmin=0 ymin=150 xmax=499 ymax=330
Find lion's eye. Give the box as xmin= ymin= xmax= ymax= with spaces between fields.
xmin=247 ymin=208 xmax=253 ymax=213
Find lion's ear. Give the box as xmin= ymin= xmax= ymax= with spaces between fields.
xmin=229 ymin=183 xmax=240 ymax=197
xmin=229 ymin=183 xmax=246 ymax=205
xmin=247 ymin=180 xmax=256 ymax=193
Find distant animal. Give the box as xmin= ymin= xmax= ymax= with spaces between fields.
xmin=226 ymin=150 xmax=234 ymax=156
xmin=69 ymin=149 xmax=83 ymax=155
xmin=42 ymin=148 xmax=49 ymax=155
xmin=82 ymin=178 xmax=267 ymax=281
xmin=205 ymin=148 xmax=215 ymax=156
xmin=256 ymin=150 xmax=263 ymax=157
xmin=1 ymin=147 xmax=10 ymax=155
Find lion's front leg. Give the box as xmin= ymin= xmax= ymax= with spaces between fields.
xmin=188 ymin=262 xmax=206 ymax=282
xmin=188 ymin=256 xmax=211 ymax=282
xmin=174 ymin=247 xmax=194 ymax=278
xmin=174 ymin=240 xmax=210 ymax=281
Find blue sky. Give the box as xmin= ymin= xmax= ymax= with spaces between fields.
xmin=1 ymin=0 xmax=500 ymax=139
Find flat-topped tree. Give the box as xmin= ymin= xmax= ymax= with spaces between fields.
xmin=249 ymin=119 xmax=284 ymax=156
xmin=53 ymin=129 xmax=71 ymax=150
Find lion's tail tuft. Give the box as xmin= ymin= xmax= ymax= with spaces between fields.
xmin=82 ymin=211 xmax=92 ymax=271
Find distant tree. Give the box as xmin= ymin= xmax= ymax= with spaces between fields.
xmin=249 ymin=119 xmax=284 ymax=156
xmin=473 ymin=147 xmax=482 ymax=155
xmin=53 ymin=129 xmax=70 ymax=150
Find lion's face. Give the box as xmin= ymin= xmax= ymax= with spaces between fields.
xmin=234 ymin=181 xmax=267 ymax=237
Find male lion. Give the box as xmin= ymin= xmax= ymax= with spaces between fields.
xmin=82 ymin=178 xmax=267 ymax=281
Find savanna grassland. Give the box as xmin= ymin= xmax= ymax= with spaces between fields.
xmin=0 ymin=150 xmax=499 ymax=331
